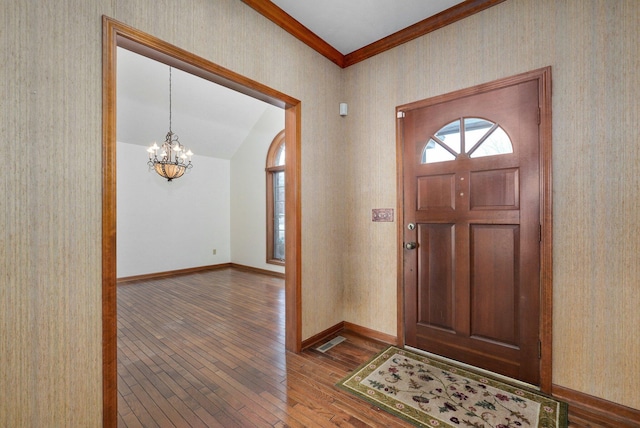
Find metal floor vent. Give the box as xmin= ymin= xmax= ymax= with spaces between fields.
xmin=316 ymin=336 xmax=346 ymax=353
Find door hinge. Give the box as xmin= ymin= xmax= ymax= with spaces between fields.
xmin=538 ymin=340 xmax=542 ymax=359
xmin=539 ymin=224 xmax=542 ymax=242
xmin=537 ymin=107 xmax=541 ymax=125
xmin=397 ymin=111 xmax=406 ymax=119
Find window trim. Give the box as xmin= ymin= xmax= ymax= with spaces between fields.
xmin=266 ymin=130 xmax=285 ymax=265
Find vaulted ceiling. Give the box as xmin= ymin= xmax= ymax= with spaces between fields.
xmin=117 ymin=47 xmax=281 ymax=159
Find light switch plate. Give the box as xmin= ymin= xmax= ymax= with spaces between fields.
xmin=372 ymin=208 xmax=394 ymax=222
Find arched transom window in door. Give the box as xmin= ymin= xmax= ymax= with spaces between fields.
xmin=421 ymin=117 xmax=513 ymax=164
xmin=266 ymin=130 xmax=285 ymax=265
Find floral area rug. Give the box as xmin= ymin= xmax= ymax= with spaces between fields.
xmin=337 ymin=346 xmax=567 ymax=428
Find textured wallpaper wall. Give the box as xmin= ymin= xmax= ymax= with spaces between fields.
xmin=1 ymin=0 xmax=345 ymax=425
xmin=343 ymin=0 xmax=640 ymax=410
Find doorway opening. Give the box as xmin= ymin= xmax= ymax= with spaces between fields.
xmin=102 ymin=16 xmax=302 ymax=427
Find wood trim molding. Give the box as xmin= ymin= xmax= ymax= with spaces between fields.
xmin=266 ymin=129 xmax=286 ymax=265
xmin=344 ymin=0 xmax=507 ymax=67
xmin=284 ymin=102 xmax=302 ymax=353
xmin=116 ymin=263 xmax=285 ymax=284
xmin=229 ymin=263 xmax=285 ymax=279
xmin=101 ymin=17 xmax=118 ymax=428
xmin=241 ymin=0 xmax=506 ymax=68
xmin=102 ymin=15 xmax=302 ymax=426
xmin=552 ymin=385 xmax=640 ymax=427
xmin=343 ymin=322 xmax=399 ymax=346
xmin=537 ymin=66 xmax=554 ymax=393
xmin=395 ymin=109 xmax=407 ymax=348
xmin=117 ymin=263 xmax=232 ymax=283
xmin=240 ymin=0 xmax=344 ymax=68
xmin=301 ymin=321 xmax=399 ymax=350
xmin=301 ymin=322 xmax=345 ymax=350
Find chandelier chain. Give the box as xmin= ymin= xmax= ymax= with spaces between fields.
xmin=168 ymin=67 xmax=172 ymax=133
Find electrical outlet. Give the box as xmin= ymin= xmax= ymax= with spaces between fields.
xmin=212 ymin=249 xmax=216 ymax=255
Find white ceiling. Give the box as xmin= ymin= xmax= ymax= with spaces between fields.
xmin=117 ymin=1 xmax=466 ymax=158
xmin=117 ymin=48 xmax=282 ymax=159
xmin=271 ymin=0 xmax=465 ymax=54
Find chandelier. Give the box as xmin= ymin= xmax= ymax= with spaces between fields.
xmin=147 ymin=66 xmax=193 ymax=181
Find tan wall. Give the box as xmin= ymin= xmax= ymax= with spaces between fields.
xmin=1 ymin=0 xmax=345 ymax=426
xmin=343 ymin=0 xmax=640 ymax=410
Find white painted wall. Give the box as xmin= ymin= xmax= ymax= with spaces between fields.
xmin=117 ymin=105 xmax=283 ymax=278
xmin=116 ymin=141 xmax=231 ymax=277
xmin=230 ymin=107 xmax=285 ymax=274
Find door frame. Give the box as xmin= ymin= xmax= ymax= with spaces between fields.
xmin=102 ymin=16 xmax=302 ymax=427
xmin=395 ymin=67 xmax=553 ymax=392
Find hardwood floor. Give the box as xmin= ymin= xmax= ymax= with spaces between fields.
xmin=117 ymin=268 xmax=412 ymax=427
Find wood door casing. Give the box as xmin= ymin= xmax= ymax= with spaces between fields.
xmin=401 ymin=77 xmax=544 ymax=386
xmin=102 ymin=17 xmax=303 ymax=427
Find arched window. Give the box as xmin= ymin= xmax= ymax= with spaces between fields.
xmin=266 ymin=130 xmax=285 ymax=265
xmin=421 ymin=117 xmax=513 ymax=164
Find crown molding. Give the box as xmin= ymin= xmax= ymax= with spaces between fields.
xmin=344 ymin=0 xmax=507 ymax=67
xmin=241 ymin=0 xmax=507 ymax=68
xmin=241 ymin=0 xmax=345 ymax=67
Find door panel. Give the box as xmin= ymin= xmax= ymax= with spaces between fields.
xmin=469 ymin=168 xmax=519 ymax=210
xmin=417 ymin=223 xmax=455 ymax=331
xmin=402 ymin=79 xmax=541 ymax=385
xmin=470 ymin=224 xmax=518 ymax=346
xmin=417 ymin=174 xmax=456 ymax=210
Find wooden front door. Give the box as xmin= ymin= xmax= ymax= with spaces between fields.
xmin=401 ymin=77 xmax=543 ymax=385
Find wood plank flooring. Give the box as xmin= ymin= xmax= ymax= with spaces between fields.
xmin=117 ymin=268 xmax=412 ymax=427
